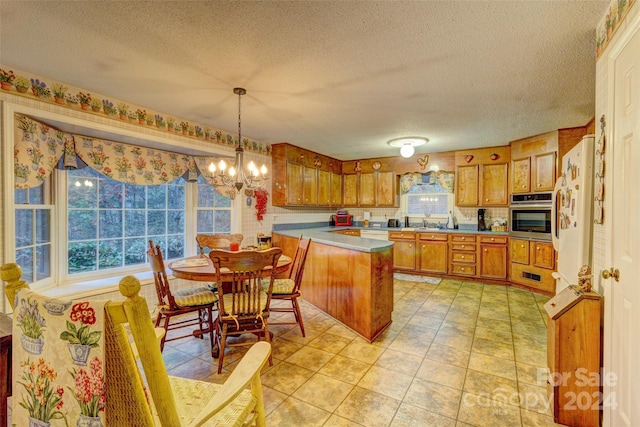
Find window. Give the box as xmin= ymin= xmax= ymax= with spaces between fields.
xmin=14 ymin=183 xmax=52 ymax=284
xmin=196 ymin=174 xmax=232 ymax=234
xmin=66 ymin=167 xmax=187 ymax=275
xmin=402 ymin=174 xmax=453 ymax=219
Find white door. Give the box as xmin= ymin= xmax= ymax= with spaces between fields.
xmin=607 ymin=25 xmax=640 ymax=427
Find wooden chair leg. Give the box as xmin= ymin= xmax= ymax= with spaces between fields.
xmin=218 ymin=323 xmax=228 ymax=374
xmin=292 ymin=298 xmax=305 ymax=337
xmin=160 ymin=315 xmax=171 ymax=351
xmin=263 ymin=322 xmax=273 ymax=367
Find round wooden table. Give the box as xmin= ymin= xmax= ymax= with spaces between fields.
xmin=168 ymin=253 xmax=292 ymax=283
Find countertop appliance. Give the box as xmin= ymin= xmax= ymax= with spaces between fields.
xmin=387 ymin=218 xmax=400 ymax=227
xmin=335 ymin=210 xmax=353 ymax=226
xmin=477 ymin=209 xmax=487 ymax=231
xmin=509 ymin=197 xmax=552 ymax=241
xmin=552 ymin=134 xmax=595 ymax=293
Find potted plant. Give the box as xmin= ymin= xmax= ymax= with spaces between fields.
xmin=88 ymin=99 xmax=100 ymax=112
xmin=135 ymin=109 xmax=147 ymax=124
xmin=17 ymin=358 xmax=67 ymax=426
xmin=102 ymin=100 xmax=116 ymax=116
xmin=51 ymin=83 xmax=68 ymax=104
xmin=16 ymin=296 xmax=46 ymax=354
xmin=0 ymin=68 xmax=15 ymax=90
xmin=195 ymin=125 xmax=203 ymax=138
xmin=179 ymin=121 xmax=189 ymax=135
xmin=66 ymin=94 xmax=80 ymax=108
xmin=77 ymin=92 xmax=92 ymax=110
xmin=116 ymin=103 xmax=128 ymax=120
xmin=60 ymin=301 xmax=102 ymax=366
xmin=166 ymin=117 xmax=175 ymax=132
xmin=30 ymin=79 xmax=51 ymax=99
xmin=154 ymin=114 xmax=165 ymax=128
xmin=204 ymin=128 xmax=211 ymax=140
xmin=15 ymin=76 xmax=30 ymax=93
xmin=145 ymin=114 xmax=154 ymax=126
xmin=69 ymin=357 xmax=105 ymax=426
xmin=188 ymin=125 xmax=195 ymax=136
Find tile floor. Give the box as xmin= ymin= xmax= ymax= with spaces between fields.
xmin=7 ymin=277 xmax=562 ymax=426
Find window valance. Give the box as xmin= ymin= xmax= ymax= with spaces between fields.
xmin=400 ymin=171 xmax=455 ymax=194
xmin=14 ymin=114 xmax=236 ymax=197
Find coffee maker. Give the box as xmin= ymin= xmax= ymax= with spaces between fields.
xmin=477 ymin=209 xmax=487 ymax=231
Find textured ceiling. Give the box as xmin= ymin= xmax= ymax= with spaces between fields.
xmin=0 ymin=1 xmax=608 ymax=160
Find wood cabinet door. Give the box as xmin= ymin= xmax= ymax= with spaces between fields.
xmin=510 ymin=239 xmax=530 ymax=264
xmin=480 ymin=243 xmax=508 ymax=279
xmin=376 ymin=171 xmax=396 ymax=207
xmin=456 ymin=165 xmax=479 ymax=206
xmin=286 ymin=162 xmax=303 ymax=205
xmin=480 ymin=163 xmax=508 ymax=205
xmin=418 ymin=241 xmax=448 ymax=274
xmin=343 ymin=174 xmax=358 ymax=206
xmin=534 ymin=152 xmax=556 ymax=192
xmin=533 ymin=241 xmax=555 ymax=269
xmin=303 ymin=166 xmax=318 ymax=205
xmin=359 ymin=173 xmax=375 ymax=206
xmin=317 ymin=169 xmax=331 ymax=206
xmin=512 ymin=157 xmax=531 ymax=194
xmin=330 ymin=172 xmax=342 ymax=206
xmin=393 ymin=240 xmax=415 ymax=270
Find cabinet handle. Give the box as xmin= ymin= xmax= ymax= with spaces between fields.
xmin=461 ymin=267 xmax=465 ymax=271
xmin=522 ymin=185 xmax=526 ymax=188
xmin=409 ymin=244 xmax=413 ymax=248
xmin=538 ymin=183 xmax=542 ymax=187
xmin=521 ymin=244 xmax=525 ymax=248
xmin=461 ymin=255 xmax=465 ymax=259
xmin=490 ymin=238 xmax=494 ymax=241
xmin=461 ymin=245 xmax=465 ymax=248
xmin=431 ymin=235 xmax=435 ymax=239
xmin=462 ymin=237 xmax=465 ymax=240
xmin=536 ymin=246 xmax=540 ymax=250
xmin=484 ymin=249 xmax=488 ymax=252
xmin=422 ymin=245 xmax=425 ymax=249
xmin=485 ymin=198 xmax=489 ymax=201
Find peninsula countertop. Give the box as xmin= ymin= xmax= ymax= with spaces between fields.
xmin=272 ymin=226 xmax=508 ymax=253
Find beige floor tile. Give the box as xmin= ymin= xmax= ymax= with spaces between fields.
xmin=293 ymin=373 xmax=354 ymax=412
xmin=306 ymin=331 xmax=354 ymax=354
xmin=270 ymin=337 xmax=304 ymax=360
xmin=472 ymin=337 xmax=514 ymax=360
xmin=426 ymin=343 xmax=471 ymax=368
xmin=285 ymin=345 xmax=336 ymax=371
xmin=478 ymin=307 xmax=511 ymax=322
xmin=439 ymin=320 xmax=476 ymax=336
xmin=387 ymin=329 xmax=434 ymax=357
xmin=514 ymin=345 xmax=547 ymax=367
xmin=325 ymin=323 xmax=360 ymax=340
xmin=322 ymin=414 xmax=365 ymax=427
xmin=468 ymin=353 xmax=517 ymax=380
xmin=318 ymin=354 xmax=372 ymax=385
xmin=511 ymin=322 xmax=547 ymax=337
xmin=391 ymin=402 xmax=457 ymax=427
xmin=261 ymin=361 xmax=315 ymax=394
xmin=516 ymin=362 xmax=548 ymax=387
xmin=404 ymin=377 xmax=462 ymax=419
xmin=415 ymin=306 xmax=449 ymax=319
xmin=415 ymin=358 xmax=467 ymax=389
xmin=513 ymin=332 xmax=546 ymax=349
xmin=520 ymin=408 xmax=562 ymax=427
xmin=358 ymin=365 xmax=414 ymax=400
xmin=375 ymin=347 xmax=424 ymax=376
xmin=474 ymin=316 xmax=511 ymax=331
xmin=407 ymin=313 xmax=444 ymax=331
xmin=445 ymin=309 xmax=479 ymax=325
xmin=335 ymin=386 xmax=401 ymax=427
xmin=265 ymin=396 xmax=331 ymax=426
xmin=262 ymin=385 xmax=288 ymax=416
xmin=304 ymin=313 xmax=339 ymax=332
xmin=458 ymin=392 xmax=522 ymax=427
xmin=433 ymin=330 xmax=474 ymax=351
xmin=339 ymin=340 xmax=386 ymax=364
xmin=474 ymin=325 xmax=513 ymax=344
xmin=518 ymin=382 xmax=553 ymax=415
xmin=279 ymin=326 xmax=324 ymax=345
xmin=463 ymin=369 xmax=519 ymax=403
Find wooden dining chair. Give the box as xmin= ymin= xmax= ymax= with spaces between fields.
xmin=269 ymin=236 xmax=311 ymax=336
xmin=209 ymin=248 xmax=282 ymax=374
xmin=148 ymin=240 xmax=219 ymax=352
xmin=196 ymin=233 xmax=244 ymax=255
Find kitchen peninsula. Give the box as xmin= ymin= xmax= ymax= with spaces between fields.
xmin=273 ymin=228 xmax=394 ymax=342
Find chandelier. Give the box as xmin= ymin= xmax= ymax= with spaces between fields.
xmin=208 ymin=87 xmax=268 ymax=192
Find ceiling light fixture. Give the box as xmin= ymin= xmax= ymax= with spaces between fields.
xmin=208 ymin=87 xmax=268 ymax=192
xmin=387 ymin=137 xmax=429 ymax=158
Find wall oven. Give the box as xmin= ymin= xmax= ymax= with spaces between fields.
xmin=509 ymin=193 xmax=553 ymax=241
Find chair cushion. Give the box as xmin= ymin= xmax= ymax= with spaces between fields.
xmin=269 ymin=278 xmax=295 ymax=295
xmin=151 ymin=376 xmax=256 ymax=427
xmin=221 ymin=292 xmax=269 ymax=315
xmin=173 ymin=286 xmax=218 ymax=307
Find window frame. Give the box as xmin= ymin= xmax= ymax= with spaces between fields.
xmin=400 ymin=187 xmax=454 ymax=220
xmin=3 ymin=102 xmax=239 ymax=295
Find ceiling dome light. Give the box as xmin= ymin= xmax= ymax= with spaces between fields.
xmin=387 ymin=137 xmax=429 ymax=159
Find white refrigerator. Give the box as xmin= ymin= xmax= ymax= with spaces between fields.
xmin=552 ymin=134 xmax=595 ymax=293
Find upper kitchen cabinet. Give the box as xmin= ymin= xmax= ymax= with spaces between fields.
xmin=341 ymin=159 xmax=399 ymax=207
xmin=454 ymin=146 xmax=510 ymax=207
xmin=271 ymin=143 xmax=342 ymax=207
xmin=510 ymin=131 xmax=558 ymax=194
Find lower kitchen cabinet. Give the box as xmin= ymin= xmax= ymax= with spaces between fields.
xmin=510 ymin=238 xmax=556 ymax=294
xmin=417 ymin=233 xmax=448 ymax=274
xmin=389 ymin=231 xmax=416 ymax=270
xmin=479 ymin=235 xmax=508 ymax=279
xmin=449 ymin=235 xmax=477 ymax=277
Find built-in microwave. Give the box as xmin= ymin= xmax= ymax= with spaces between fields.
xmin=509 ymin=193 xmax=552 ymax=241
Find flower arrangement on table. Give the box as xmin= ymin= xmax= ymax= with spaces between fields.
xmin=17 ymin=358 xmax=67 ymax=424
xmin=69 ymin=357 xmax=105 ymax=419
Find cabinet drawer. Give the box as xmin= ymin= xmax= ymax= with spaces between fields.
xmin=418 ymin=233 xmax=448 ymax=242
xmin=389 ymin=231 xmax=415 ymax=241
xmin=450 ymin=243 xmax=476 ymax=251
xmin=479 ymin=235 xmax=508 ymax=244
xmin=451 ymin=252 xmax=476 ymax=263
xmin=451 ymin=264 xmax=476 ymax=276
xmin=450 ymin=235 xmax=476 ymax=243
